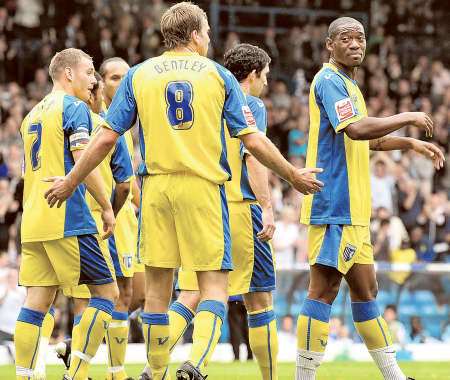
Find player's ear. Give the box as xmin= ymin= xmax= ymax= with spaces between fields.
xmin=325 ymin=37 xmax=333 ymax=53
xmin=65 ymin=67 xmax=73 ymax=82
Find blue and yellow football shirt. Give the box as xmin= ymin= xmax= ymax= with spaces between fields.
xmin=20 ymin=91 xmax=97 ymax=242
xmin=85 ymin=112 xmax=133 ymax=213
xmin=300 ymin=63 xmax=371 ymax=226
xmin=105 ymin=51 xmax=258 ymax=185
xmin=225 ymin=94 xmax=267 ymax=202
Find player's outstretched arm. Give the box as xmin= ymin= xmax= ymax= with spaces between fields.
xmin=370 ymin=136 xmax=445 ymax=170
xmin=44 ymin=127 xmax=119 ymax=206
xmin=246 ymin=154 xmax=275 ymax=241
xmin=345 ymin=112 xmax=433 ymax=140
xmin=239 ymin=132 xmax=323 ymax=195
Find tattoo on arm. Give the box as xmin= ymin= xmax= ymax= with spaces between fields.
xmin=371 ymin=137 xmax=387 ymax=151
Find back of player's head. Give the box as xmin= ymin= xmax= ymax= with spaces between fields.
xmin=99 ymin=57 xmax=128 ymax=78
xmin=328 ymin=17 xmax=364 ymax=39
xmin=160 ymin=2 xmax=207 ymax=50
xmin=223 ymin=43 xmax=271 ymax=82
xmin=49 ymin=48 xmax=92 ymax=81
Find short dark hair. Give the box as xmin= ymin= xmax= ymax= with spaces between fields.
xmin=99 ymin=57 xmax=128 ymax=78
xmin=385 ymin=304 xmax=397 ymax=313
xmin=223 ymin=43 xmax=271 ymax=82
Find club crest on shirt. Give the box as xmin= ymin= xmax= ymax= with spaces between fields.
xmin=242 ymin=105 xmax=257 ymax=128
xmin=335 ymin=97 xmax=355 ymax=122
xmin=343 ymin=243 xmax=357 ymax=262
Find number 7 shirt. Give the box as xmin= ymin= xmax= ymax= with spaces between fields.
xmin=20 ymin=90 xmax=97 ymax=242
xmin=106 ymin=51 xmax=258 ymax=185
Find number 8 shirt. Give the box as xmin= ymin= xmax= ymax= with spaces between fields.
xmin=106 ymin=51 xmax=258 ymax=271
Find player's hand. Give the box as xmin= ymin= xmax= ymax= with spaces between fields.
xmin=43 ymin=176 xmax=76 ymax=208
xmin=101 ymin=207 xmax=115 ymax=240
xmin=411 ymin=140 xmax=445 ymax=170
xmin=290 ymin=167 xmax=324 ymax=195
xmin=408 ymin=112 xmax=434 ymax=137
xmin=257 ymin=205 xmax=275 ymax=242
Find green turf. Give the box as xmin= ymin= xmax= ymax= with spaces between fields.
xmin=1 ymin=361 xmax=449 ymax=379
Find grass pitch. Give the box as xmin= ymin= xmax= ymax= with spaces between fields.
xmin=1 ymin=361 xmax=449 ymax=379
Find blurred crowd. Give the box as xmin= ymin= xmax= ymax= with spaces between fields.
xmin=0 ymin=0 xmax=449 ymax=344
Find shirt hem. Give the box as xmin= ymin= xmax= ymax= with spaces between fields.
xmin=300 ymin=217 xmax=369 ymax=226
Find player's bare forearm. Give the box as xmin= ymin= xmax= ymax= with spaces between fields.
xmin=72 ymin=149 xmax=111 ymax=211
xmin=346 ymin=112 xmax=433 ymax=140
xmin=246 ymin=154 xmax=272 ymax=209
xmin=67 ymin=127 xmax=119 ymax=192
xmin=239 ymin=132 xmax=295 ymax=184
xmin=112 ymin=181 xmax=130 ymax=216
xmin=369 ymin=136 xmax=414 ymax=151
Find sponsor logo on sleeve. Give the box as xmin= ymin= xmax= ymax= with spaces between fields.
xmin=242 ymin=105 xmax=257 ymax=128
xmin=335 ymin=97 xmax=356 ymax=122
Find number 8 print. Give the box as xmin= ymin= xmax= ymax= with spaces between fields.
xmin=165 ymin=81 xmax=194 ymax=130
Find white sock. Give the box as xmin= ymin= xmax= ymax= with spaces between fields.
xmin=32 ymin=337 xmax=48 ymax=380
xmin=295 ymin=349 xmax=324 ymax=380
xmin=143 ymin=364 xmax=151 ymax=375
xmin=369 ymin=346 xmax=407 ymax=380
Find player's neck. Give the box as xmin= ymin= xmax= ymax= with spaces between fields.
xmin=240 ymin=81 xmax=250 ymax=95
xmin=52 ymin=81 xmax=75 ymax=97
xmin=329 ymin=58 xmax=357 ymax=80
xmin=170 ymin=44 xmax=198 ymax=54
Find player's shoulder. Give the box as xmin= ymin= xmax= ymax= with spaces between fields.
xmin=314 ymin=66 xmax=345 ymax=88
xmin=90 ymin=111 xmax=106 ymax=133
xmin=209 ymin=59 xmax=236 ymax=82
xmin=246 ymin=94 xmax=266 ymax=111
xmin=62 ymin=94 xmax=89 ymax=116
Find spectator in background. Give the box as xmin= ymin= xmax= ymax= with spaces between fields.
xmin=288 ymin=115 xmax=308 ymax=160
xmin=0 ymin=267 xmax=25 ymax=344
xmin=384 ymin=304 xmax=407 ymax=345
xmin=410 ymin=316 xmax=435 ymax=343
xmin=371 ymin=156 xmax=396 ymax=213
xmin=26 ymin=67 xmax=51 ymax=101
xmin=410 ymin=226 xmax=435 ymax=262
xmin=272 ymin=206 xmax=300 ymax=268
xmin=227 ymin=295 xmax=252 ymax=362
xmin=371 ymin=207 xmax=409 ymax=253
xmin=397 ymin=174 xmax=424 ymax=231
xmin=0 ymin=177 xmax=19 ymax=255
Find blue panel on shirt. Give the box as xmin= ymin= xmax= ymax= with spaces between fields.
xmin=110 ymin=135 xmax=134 ymax=183
xmin=62 ymin=95 xmax=97 ymax=236
xmin=106 ymin=64 xmax=141 ymax=135
xmin=314 ymin=69 xmax=358 ymax=131
xmin=213 ymin=62 xmax=253 ymax=137
xmin=310 ymin=83 xmax=351 ymax=224
xmin=247 ymin=95 xmax=267 ymax=133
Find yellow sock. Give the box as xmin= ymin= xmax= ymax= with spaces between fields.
xmin=296 ymin=299 xmax=331 ymax=353
xmin=41 ymin=307 xmax=55 ymax=341
xmin=248 ymin=307 xmax=278 ymax=380
xmin=352 ymin=301 xmax=393 ymax=350
xmin=169 ymin=301 xmax=195 ymax=352
xmin=105 ymin=311 xmax=129 ymax=380
xmin=142 ymin=313 xmax=170 ymax=380
xmin=189 ymin=300 xmax=225 ymax=373
xmin=14 ymin=307 xmax=45 ymax=380
xmin=69 ymin=298 xmax=114 ymax=380
xmin=71 ymin=314 xmax=82 ymax=353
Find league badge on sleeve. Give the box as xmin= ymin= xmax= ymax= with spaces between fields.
xmin=335 ymin=97 xmax=356 ymax=122
xmin=242 ymin=105 xmax=257 ymax=128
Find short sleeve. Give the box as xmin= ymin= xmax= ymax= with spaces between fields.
xmin=213 ymin=63 xmax=258 ymax=138
xmin=315 ymin=72 xmax=363 ymax=132
xmin=110 ymin=135 xmax=134 ymax=183
xmin=106 ymin=65 xmax=139 ymax=135
xmin=248 ymin=97 xmax=267 ymax=134
xmin=62 ymin=96 xmax=92 ymax=151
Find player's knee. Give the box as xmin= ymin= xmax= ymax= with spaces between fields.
xmin=178 ymin=290 xmax=201 ymax=311
xmin=90 ymin=282 xmax=120 ymax=304
xmin=308 ymin=282 xmax=340 ymax=304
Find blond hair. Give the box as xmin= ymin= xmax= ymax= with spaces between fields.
xmin=48 ymin=48 xmax=92 ymax=81
xmin=161 ymin=2 xmax=207 ymax=50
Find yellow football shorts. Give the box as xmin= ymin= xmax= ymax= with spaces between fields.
xmin=20 ymin=234 xmax=115 ymax=287
xmin=308 ymin=224 xmax=373 ymax=274
xmin=62 ymin=284 xmax=91 ymax=299
xmin=178 ymin=202 xmax=276 ymax=296
xmin=139 ymin=173 xmax=231 ymax=271
xmin=109 ymin=201 xmax=138 ymax=278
